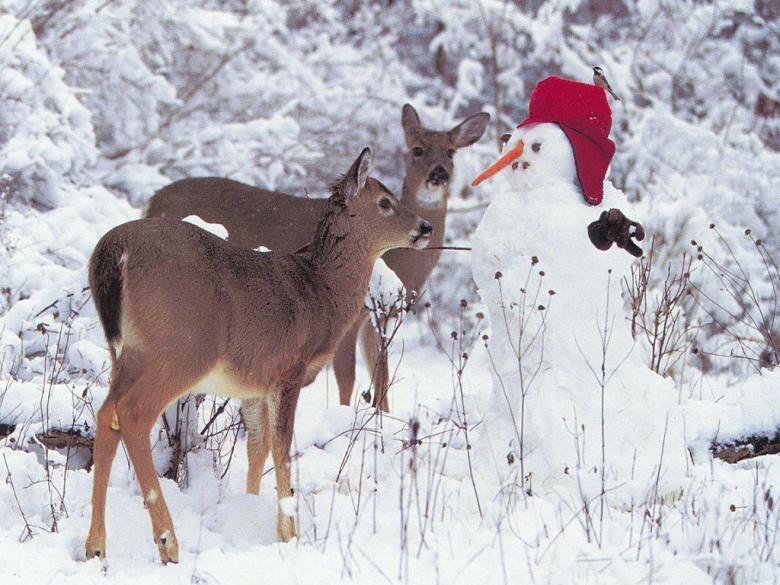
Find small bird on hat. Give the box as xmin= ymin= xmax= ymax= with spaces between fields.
xmin=593 ymin=66 xmax=620 ymax=101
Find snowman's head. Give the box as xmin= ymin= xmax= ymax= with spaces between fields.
xmin=473 ymin=123 xmax=577 ymax=191
xmin=471 ymin=76 xmax=617 ymax=204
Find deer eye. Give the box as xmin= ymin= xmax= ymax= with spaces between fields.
xmin=532 ymin=142 xmax=542 ymax=152
xmin=412 ymin=147 xmax=424 ymax=157
xmin=447 ymin=149 xmax=456 ymax=159
xmin=379 ymin=197 xmax=393 ymax=211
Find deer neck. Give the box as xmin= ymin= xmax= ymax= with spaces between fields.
xmin=402 ymin=178 xmax=446 ymax=247
xmin=306 ymin=201 xmax=376 ymax=321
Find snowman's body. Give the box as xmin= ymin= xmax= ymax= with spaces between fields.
xmin=472 ymin=123 xmax=683 ymax=497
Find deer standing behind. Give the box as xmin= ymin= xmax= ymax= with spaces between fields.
xmin=85 ymin=148 xmax=431 ymax=563
xmin=145 ymin=105 xmax=489 ymax=413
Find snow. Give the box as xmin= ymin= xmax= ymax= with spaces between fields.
xmin=366 ymin=258 xmax=405 ymax=307
xmin=3 ymin=340 xmax=780 ymax=584
xmin=1 ymin=3 xmax=780 ymax=584
xmin=365 ymin=258 xmax=406 ymax=331
xmin=182 ymin=214 xmax=229 ymax=240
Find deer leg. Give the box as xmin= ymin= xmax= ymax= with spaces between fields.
xmin=268 ymin=383 xmax=301 ymax=542
xmin=333 ymin=318 xmax=363 ymax=406
xmin=116 ymin=391 xmax=180 ymax=564
xmin=361 ymin=321 xmax=390 ymax=412
xmin=85 ymin=398 xmax=122 ymax=560
xmin=242 ymin=397 xmax=270 ymax=496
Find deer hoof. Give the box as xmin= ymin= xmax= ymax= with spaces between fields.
xmin=155 ymin=530 xmax=179 ymax=564
xmin=86 ymin=548 xmax=104 ymax=560
xmin=84 ymin=535 xmax=106 ymax=560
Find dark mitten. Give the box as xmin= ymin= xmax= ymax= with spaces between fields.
xmin=587 ymin=208 xmax=645 ymax=258
xmin=588 ymin=211 xmax=614 ymax=251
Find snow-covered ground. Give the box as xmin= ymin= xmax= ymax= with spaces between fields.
xmin=3 ymin=297 xmax=780 ymax=584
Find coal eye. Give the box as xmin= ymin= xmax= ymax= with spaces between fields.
xmin=447 ymin=149 xmax=456 ymax=159
xmin=500 ymin=133 xmax=512 ymax=144
xmin=379 ymin=197 xmax=393 ymax=210
xmin=412 ymin=147 xmax=424 ymax=157
xmin=532 ymin=142 xmax=542 ymax=152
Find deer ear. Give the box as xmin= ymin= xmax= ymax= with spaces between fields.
xmin=450 ymin=112 xmax=490 ymax=148
xmin=401 ymin=104 xmax=421 ymax=147
xmin=341 ymin=147 xmax=372 ymax=200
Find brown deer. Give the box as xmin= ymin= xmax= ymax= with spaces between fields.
xmin=145 ymin=105 xmax=489 ymax=412
xmin=85 ymin=148 xmax=431 ymax=563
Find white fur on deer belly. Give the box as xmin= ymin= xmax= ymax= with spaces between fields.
xmin=415 ymin=184 xmax=446 ymax=208
xmin=189 ymin=362 xmax=266 ymax=398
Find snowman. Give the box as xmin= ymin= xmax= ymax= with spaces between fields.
xmin=470 ymin=77 xmax=684 ymax=499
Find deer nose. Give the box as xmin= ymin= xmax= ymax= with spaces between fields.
xmin=428 ymin=165 xmax=449 ymax=185
xmin=419 ymin=220 xmax=433 ymax=236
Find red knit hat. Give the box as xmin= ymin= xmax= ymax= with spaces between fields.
xmin=518 ymin=76 xmax=615 ymax=205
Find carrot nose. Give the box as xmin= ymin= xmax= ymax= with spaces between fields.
xmin=471 ymin=141 xmax=525 ymax=187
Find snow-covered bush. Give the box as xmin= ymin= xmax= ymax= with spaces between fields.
xmin=0 ymin=15 xmax=96 ymax=209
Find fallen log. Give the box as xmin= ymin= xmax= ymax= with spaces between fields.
xmin=0 ymin=423 xmax=16 ymax=440
xmin=34 ymin=428 xmax=94 ymax=451
xmin=1 ymin=423 xmax=94 ymax=452
xmin=712 ymin=431 xmax=780 ymax=464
